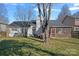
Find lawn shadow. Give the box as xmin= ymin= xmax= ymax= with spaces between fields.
xmin=0 ymin=40 xmax=19 ymax=49
xmin=0 ymin=39 xmax=65 ymax=56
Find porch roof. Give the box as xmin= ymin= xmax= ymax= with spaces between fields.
xmin=49 ymin=20 xmax=62 ymax=27
xmin=50 ymin=26 xmax=72 ymax=28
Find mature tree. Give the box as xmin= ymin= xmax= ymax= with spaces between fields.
xmin=57 ymin=4 xmax=71 ymax=23
xmin=0 ymin=3 xmax=9 ymax=24
xmin=15 ymin=4 xmax=34 ymax=36
xmin=37 ymin=3 xmax=52 ymax=42
xmin=0 ymin=3 xmax=9 ymax=37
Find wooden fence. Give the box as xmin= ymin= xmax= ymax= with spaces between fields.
xmin=72 ymin=31 xmax=79 ymax=38
xmin=0 ymin=31 xmax=7 ymax=37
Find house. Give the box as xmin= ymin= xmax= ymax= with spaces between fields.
xmin=9 ymin=21 xmax=36 ymax=37
xmin=33 ymin=15 xmax=75 ymax=38
xmin=34 ymin=15 xmax=75 ymax=38
xmin=0 ymin=19 xmax=9 ymax=37
xmin=73 ymin=12 xmax=79 ymax=31
xmin=8 ymin=11 xmax=79 ymax=38
xmin=49 ymin=13 xmax=79 ymax=38
xmin=48 ymin=15 xmax=75 ymax=38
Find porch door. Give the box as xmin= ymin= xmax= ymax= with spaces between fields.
xmin=50 ymin=28 xmax=56 ymax=37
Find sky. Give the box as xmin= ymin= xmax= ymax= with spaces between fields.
xmin=2 ymin=3 xmax=79 ymax=23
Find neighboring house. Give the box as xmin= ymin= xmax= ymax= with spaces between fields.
xmin=74 ymin=18 xmax=79 ymax=31
xmin=49 ymin=15 xmax=74 ymax=37
xmin=3 ymin=11 xmax=79 ymax=38
xmin=34 ymin=15 xmax=75 ymax=38
xmin=49 ymin=13 xmax=79 ymax=38
xmin=34 ymin=15 xmax=77 ymax=38
xmin=9 ymin=21 xmax=36 ymax=37
xmin=73 ymin=12 xmax=79 ymax=31
xmin=0 ymin=21 xmax=8 ymax=37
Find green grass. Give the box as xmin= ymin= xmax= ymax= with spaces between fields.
xmin=0 ymin=37 xmax=79 ymax=56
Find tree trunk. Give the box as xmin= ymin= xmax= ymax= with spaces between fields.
xmin=37 ymin=3 xmax=51 ymax=43
xmin=44 ymin=29 xmax=47 ymax=42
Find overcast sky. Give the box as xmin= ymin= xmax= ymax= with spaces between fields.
xmin=4 ymin=3 xmax=79 ymax=23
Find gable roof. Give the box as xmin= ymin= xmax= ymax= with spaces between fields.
xmin=49 ymin=15 xmax=74 ymax=27
xmin=9 ymin=20 xmax=36 ymax=27
xmin=49 ymin=20 xmax=62 ymax=27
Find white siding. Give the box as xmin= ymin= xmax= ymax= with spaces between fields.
xmin=9 ymin=27 xmax=22 ymax=37
xmin=0 ymin=24 xmax=7 ymax=32
xmin=74 ymin=27 xmax=79 ymax=31
xmin=27 ymin=26 xmax=33 ymax=36
xmin=36 ymin=17 xmax=41 ymax=32
xmin=35 ymin=17 xmax=43 ymax=35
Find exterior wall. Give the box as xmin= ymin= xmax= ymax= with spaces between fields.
xmin=9 ymin=26 xmax=34 ymax=37
xmin=27 ymin=26 xmax=33 ymax=36
xmin=49 ymin=28 xmax=56 ymax=37
xmin=50 ymin=27 xmax=72 ymax=37
xmin=21 ymin=27 xmax=27 ymax=36
xmin=73 ymin=19 xmax=79 ymax=31
xmin=36 ymin=17 xmax=41 ymax=31
xmin=74 ymin=27 xmax=79 ymax=31
xmin=9 ymin=27 xmax=22 ymax=33
xmin=0 ymin=24 xmax=7 ymax=32
xmin=49 ymin=16 xmax=74 ymax=38
xmin=9 ymin=27 xmax=22 ymax=37
xmin=56 ymin=28 xmax=72 ymax=37
xmin=75 ymin=20 xmax=79 ymax=26
xmin=72 ymin=19 xmax=79 ymax=38
xmin=0 ymin=24 xmax=8 ymax=37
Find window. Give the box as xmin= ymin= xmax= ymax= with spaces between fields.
xmin=74 ymin=27 xmax=79 ymax=31
xmin=56 ymin=28 xmax=62 ymax=34
xmin=12 ymin=28 xmax=17 ymax=31
xmin=76 ymin=28 xmax=79 ymax=31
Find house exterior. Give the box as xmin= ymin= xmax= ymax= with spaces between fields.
xmin=0 ymin=16 xmax=9 ymax=37
xmin=0 ymin=23 xmax=9 ymax=37
xmin=1 ymin=11 xmax=79 ymax=38
xmin=8 ymin=14 xmax=79 ymax=38
xmin=73 ymin=12 xmax=79 ymax=31
xmin=74 ymin=18 xmax=79 ymax=31
xmin=9 ymin=21 xmax=36 ymax=37
xmin=34 ymin=16 xmax=72 ymax=38
xmin=49 ymin=24 xmax=71 ymax=37
xmin=49 ymin=13 xmax=79 ymax=38
xmin=49 ymin=15 xmax=75 ymax=38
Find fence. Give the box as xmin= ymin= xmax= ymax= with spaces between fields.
xmin=72 ymin=31 xmax=79 ymax=38
xmin=0 ymin=31 xmax=7 ymax=37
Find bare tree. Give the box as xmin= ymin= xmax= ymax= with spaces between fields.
xmin=57 ymin=4 xmax=71 ymax=24
xmin=37 ymin=3 xmax=52 ymax=42
xmin=15 ymin=4 xmax=34 ymax=36
xmin=0 ymin=3 xmax=8 ymax=24
xmin=0 ymin=3 xmax=9 ymax=37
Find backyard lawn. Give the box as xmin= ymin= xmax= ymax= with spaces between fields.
xmin=0 ymin=37 xmax=79 ymax=56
